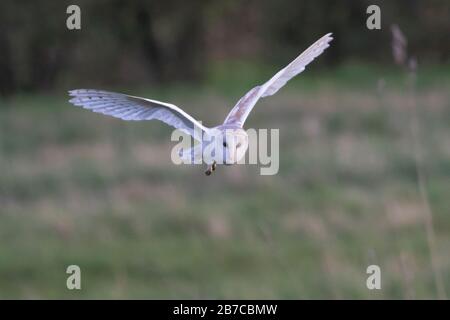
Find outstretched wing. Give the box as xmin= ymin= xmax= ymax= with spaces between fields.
xmin=224 ymin=33 xmax=333 ymax=127
xmin=68 ymin=89 xmax=209 ymax=141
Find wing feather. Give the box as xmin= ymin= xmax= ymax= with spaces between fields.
xmin=68 ymin=89 xmax=209 ymax=140
xmin=224 ymin=33 xmax=333 ymax=126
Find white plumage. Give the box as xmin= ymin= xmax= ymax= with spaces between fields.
xmin=223 ymin=33 xmax=333 ymax=126
xmin=69 ymin=89 xmax=209 ymax=141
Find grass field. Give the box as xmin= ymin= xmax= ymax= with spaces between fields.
xmin=0 ymin=64 xmax=449 ymax=298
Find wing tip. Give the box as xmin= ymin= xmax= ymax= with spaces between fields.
xmin=68 ymin=89 xmax=93 ymax=97
xmin=68 ymin=97 xmax=84 ymax=107
xmin=68 ymin=88 xmax=123 ymax=97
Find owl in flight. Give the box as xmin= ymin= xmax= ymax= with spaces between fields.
xmin=69 ymin=33 xmax=333 ymax=175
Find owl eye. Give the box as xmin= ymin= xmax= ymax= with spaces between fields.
xmin=223 ymin=142 xmax=227 ymax=148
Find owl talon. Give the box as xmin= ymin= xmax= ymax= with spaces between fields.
xmin=205 ymin=161 xmax=217 ymax=176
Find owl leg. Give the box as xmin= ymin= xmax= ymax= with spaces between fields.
xmin=205 ymin=161 xmax=217 ymax=176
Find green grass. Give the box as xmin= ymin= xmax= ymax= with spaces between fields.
xmin=0 ymin=65 xmax=449 ymax=298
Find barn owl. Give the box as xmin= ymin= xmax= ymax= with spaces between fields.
xmin=69 ymin=33 xmax=333 ymax=175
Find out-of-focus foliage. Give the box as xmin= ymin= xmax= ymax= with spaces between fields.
xmin=0 ymin=0 xmax=448 ymax=95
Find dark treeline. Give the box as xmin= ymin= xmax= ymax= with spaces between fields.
xmin=0 ymin=0 xmax=448 ymax=95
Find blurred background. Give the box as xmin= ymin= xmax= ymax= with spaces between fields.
xmin=0 ymin=0 xmax=449 ymax=298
